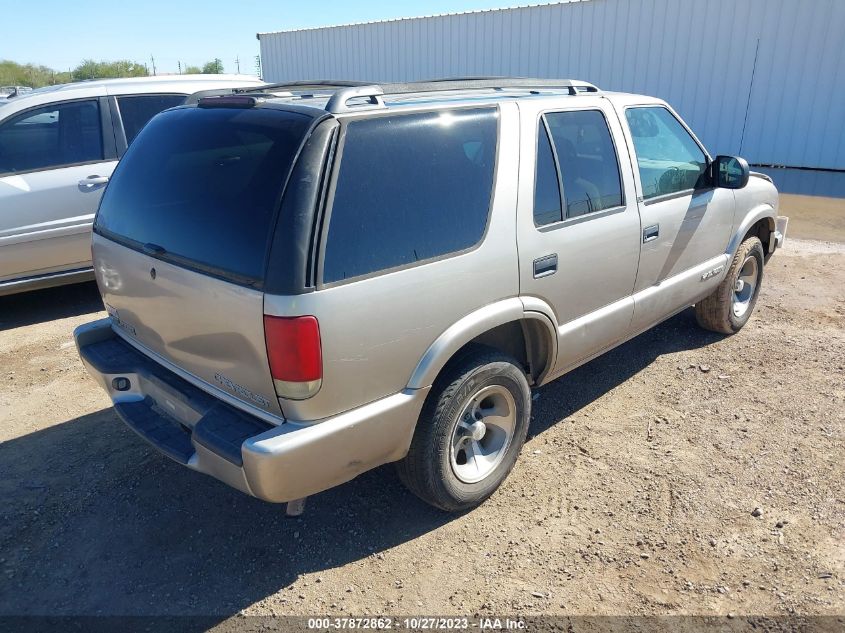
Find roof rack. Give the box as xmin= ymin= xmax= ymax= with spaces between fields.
xmin=188 ymin=77 xmax=600 ymax=111
xmin=185 ymin=80 xmax=371 ymax=105
xmin=324 ymin=77 xmax=600 ymax=113
xmin=239 ymin=79 xmax=371 ymax=94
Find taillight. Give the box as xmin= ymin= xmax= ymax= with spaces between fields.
xmin=264 ymin=315 xmax=322 ymax=400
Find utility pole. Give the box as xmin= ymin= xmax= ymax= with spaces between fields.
xmin=235 ymin=57 xmax=240 ymax=73
xmin=150 ymin=55 xmax=156 ymax=76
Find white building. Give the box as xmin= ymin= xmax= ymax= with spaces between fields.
xmin=257 ymin=0 xmax=845 ymax=170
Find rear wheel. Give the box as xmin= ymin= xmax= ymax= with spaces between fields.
xmin=695 ymin=236 xmax=765 ymax=334
xmin=396 ymin=347 xmax=530 ymax=512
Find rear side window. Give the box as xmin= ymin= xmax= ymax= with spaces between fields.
xmin=117 ymin=94 xmax=185 ymax=144
xmin=0 ymin=99 xmax=102 ymax=175
xmin=322 ymin=108 xmax=498 ymax=283
xmin=96 ymin=106 xmax=313 ymax=285
xmin=545 ymin=110 xmax=623 ymax=218
xmin=625 ymin=106 xmax=707 ymax=200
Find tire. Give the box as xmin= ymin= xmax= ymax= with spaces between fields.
xmin=695 ymin=236 xmax=765 ymax=334
xmin=396 ymin=346 xmax=531 ymax=512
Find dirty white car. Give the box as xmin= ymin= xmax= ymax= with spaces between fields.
xmin=0 ymin=74 xmax=263 ymax=296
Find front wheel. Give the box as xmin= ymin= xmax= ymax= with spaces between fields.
xmin=396 ymin=347 xmax=531 ymax=512
xmin=695 ymin=236 xmax=765 ymax=334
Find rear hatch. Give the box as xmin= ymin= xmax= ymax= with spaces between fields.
xmin=93 ymin=103 xmax=316 ymax=419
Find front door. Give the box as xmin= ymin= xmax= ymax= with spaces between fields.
xmin=0 ymin=97 xmax=117 ymax=282
xmin=517 ymin=99 xmax=642 ymax=375
xmin=619 ymin=103 xmax=734 ymax=332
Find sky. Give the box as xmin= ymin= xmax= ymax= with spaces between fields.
xmin=1 ymin=0 xmax=562 ymax=76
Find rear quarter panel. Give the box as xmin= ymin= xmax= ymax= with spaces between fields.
xmin=264 ymin=102 xmax=521 ymax=422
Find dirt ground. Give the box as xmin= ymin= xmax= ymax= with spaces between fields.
xmin=779 ymin=194 xmax=845 ymax=243
xmin=1 ymin=201 xmax=843 ymax=624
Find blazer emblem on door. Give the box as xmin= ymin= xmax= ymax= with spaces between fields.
xmin=701 ymin=265 xmax=724 ymax=281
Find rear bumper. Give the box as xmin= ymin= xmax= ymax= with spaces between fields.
xmin=74 ymin=319 xmax=429 ymax=502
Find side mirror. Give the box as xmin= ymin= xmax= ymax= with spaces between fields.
xmin=713 ymin=155 xmax=750 ymax=189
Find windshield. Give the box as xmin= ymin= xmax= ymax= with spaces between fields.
xmin=95 ymin=105 xmax=313 ymax=286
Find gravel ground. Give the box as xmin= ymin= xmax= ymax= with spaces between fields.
xmin=0 ymin=237 xmax=842 ymax=624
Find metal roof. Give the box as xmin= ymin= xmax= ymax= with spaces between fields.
xmin=256 ymin=1 xmax=588 ymax=37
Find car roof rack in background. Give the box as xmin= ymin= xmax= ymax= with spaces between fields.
xmin=187 ymin=77 xmax=600 ymax=111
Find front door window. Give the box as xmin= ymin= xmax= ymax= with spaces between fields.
xmin=0 ymin=100 xmax=103 ymax=175
xmin=625 ymin=106 xmax=707 ymax=200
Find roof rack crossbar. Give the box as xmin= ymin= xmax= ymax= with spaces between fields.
xmin=324 ymin=77 xmax=600 ymax=113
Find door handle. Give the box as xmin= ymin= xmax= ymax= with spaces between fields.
xmin=78 ymin=175 xmax=109 ymax=191
xmin=533 ymin=254 xmax=558 ymax=278
xmin=643 ymin=224 xmax=659 ymax=243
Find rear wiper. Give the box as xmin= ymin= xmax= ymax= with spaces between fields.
xmin=138 ymin=240 xmax=260 ymax=288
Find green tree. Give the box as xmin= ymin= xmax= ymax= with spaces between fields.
xmin=184 ymin=65 xmax=202 ymax=74
xmin=0 ymin=59 xmax=71 ymax=88
xmin=71 ymin=59 xmax=148 ymax=81
xmin=201 ymin=58 xmax=224 ymax=74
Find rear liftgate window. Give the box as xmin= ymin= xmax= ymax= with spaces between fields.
xmin=95 ymin=106 xmax=313 ymax=286
xmin=322 ymin=108 xmax=498 ymax=283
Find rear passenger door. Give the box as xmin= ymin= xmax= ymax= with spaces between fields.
xmin=517 ymin=100 xmax=641 ymax=375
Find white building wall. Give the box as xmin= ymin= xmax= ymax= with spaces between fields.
xmin=259 ymin=0 xmax=845 ymax=169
